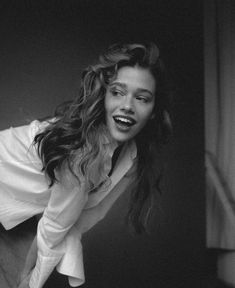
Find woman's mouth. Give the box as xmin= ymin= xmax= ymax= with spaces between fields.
xmin=113 ymin=115 xmax=136 ymax=131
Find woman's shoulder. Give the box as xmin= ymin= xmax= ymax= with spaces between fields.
xmin=0 ymin=118 xmax=55 ymax=140
xmin=0 ymin=119 xmax=54 ymax=164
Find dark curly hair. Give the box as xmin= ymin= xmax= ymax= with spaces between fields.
xmin=34 ymin=42 xmax=172 ymax=233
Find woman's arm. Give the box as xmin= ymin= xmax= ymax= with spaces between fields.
xmin=55 ymin=171 xmax=134 ymax=287
xmin=27 ymin=168 xmax=88 ymax=288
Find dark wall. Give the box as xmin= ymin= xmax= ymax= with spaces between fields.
xmin=0 ymin=1 xmax=205 ymax=287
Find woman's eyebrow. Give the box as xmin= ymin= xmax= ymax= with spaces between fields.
xmin=109 ymin=82 xmax=127 ymax=89
xmin=109 ymin=82 xmax=154 ymax=97
xmin=136 ymin=88 xmax=154 ymax=97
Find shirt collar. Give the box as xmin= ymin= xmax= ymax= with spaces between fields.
xmin=101 ymin=126 xmax=137 ymax=160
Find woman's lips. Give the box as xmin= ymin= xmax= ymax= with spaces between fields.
xmin=112 ymin=115 xmax=136 ymax=132
xmin=113 ymin=115 xmax=136 ymax=126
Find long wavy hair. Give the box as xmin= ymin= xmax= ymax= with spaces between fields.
xmin=34 ymin=42 xmax=172 ymax=233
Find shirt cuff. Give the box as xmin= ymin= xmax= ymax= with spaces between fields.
xmin=29 ymin=226 xmax=64 ymax=288
xmin=56 ymin=226 xmax=85 ymax=287
xmin=29 ymin=248 xmax=63 ymax=288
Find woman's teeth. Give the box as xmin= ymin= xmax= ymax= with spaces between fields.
xmin=113 ymin=116 xmax=135 ymax=127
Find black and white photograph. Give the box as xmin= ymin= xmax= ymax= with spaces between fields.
xmin=0 ymin=1 xmax=233 ymax=288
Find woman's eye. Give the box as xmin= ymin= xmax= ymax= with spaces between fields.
xmin=110 ymin=89 xmax=123 ymax=97
xmin=136 ymin=96 xmax=149 ymax=103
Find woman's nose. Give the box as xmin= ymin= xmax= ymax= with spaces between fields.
xmin=120 ymin=95 xmax=134 ymax=113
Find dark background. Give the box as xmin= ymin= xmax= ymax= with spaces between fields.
xmin=0 ymin=1 xmax=205 ymax=287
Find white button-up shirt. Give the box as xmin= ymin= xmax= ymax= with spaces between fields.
xmin=0 ymin=120 xmax=137 ymax=288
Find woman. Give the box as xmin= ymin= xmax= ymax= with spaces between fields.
xmin=0 ymin=42 xmax=171 ymax=288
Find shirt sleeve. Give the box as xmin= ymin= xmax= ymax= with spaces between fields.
xmin=29 ymin=173 xmax=88 ymax=288
xmin=53 ymin=171 xmax=134 ymax=288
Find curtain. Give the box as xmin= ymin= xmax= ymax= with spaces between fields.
xmin=205 ymin=0 xmax=235 ymax=249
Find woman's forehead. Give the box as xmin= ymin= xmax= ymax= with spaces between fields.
xmin=110 ymin=66 xmax=156 ymax=95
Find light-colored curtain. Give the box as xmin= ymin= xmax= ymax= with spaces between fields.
xmin=205 ymin=0 xmax=235 ymax=249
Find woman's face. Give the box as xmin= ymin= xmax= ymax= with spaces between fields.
xmin=105 ymin=66 xmax=156 ymax=144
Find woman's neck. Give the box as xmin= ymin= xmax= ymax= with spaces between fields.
xmin=108 ymin=144 xmax=124 ymax=177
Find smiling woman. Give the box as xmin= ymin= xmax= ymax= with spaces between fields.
xmin=0 ymin=43 xmax=172 ymax=288
xmin=105 ymin=66 xmax=156 ymax=144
